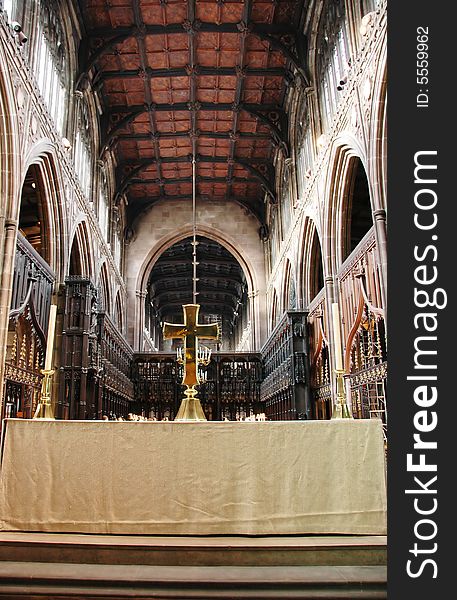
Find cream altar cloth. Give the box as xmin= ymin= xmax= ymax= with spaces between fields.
xmin=0 ymin=418 xmax=386 ymax=535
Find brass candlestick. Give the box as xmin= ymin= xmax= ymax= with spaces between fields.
xmin=175 ymin=385 xmax=207 ymax=421
xmin=34 ymin=369 xmax=55 ymax=419
xmin=331 ymin=369 xmax=352 ymax=419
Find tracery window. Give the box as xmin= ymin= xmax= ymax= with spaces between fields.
xmin=280 ymin=163 xmax=292 ymax=234
xmin=74 ymin=92 xmax=93 ymax=199
xmin=98 ymin=164 xmax=110 ymax=241
xmin=316 ymin=0 xmax=350 ymax=132
xmin=34 ymin=0 xmax=68 ymax=134
xmin=296 ymin=99 xmax=314 ymax=194
xmin=112 ymin=207 xmax=122 ymax=270
xmin=269 ymin=205 xmax=280 ymax=269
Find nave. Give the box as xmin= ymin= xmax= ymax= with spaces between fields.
xmin=0 ymin=0 xmax=387 ymax=596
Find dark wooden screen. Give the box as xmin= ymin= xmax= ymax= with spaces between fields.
xmin=132 ymin=352 xmax=262 ymax=421
xmin=260 ymin=311 xmax=312 ymax=420
xmin=58 ymin=278 xmax=135 ymax=420
xmin=98 ymin=312 xmax=134 ymax=419
xmin=3 ymin=232 xmax=54 ymax=419
xmin=58 ymin=276 xmax=99 ymax=419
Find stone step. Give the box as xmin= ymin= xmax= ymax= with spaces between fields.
xmin=0 ymin=562 xmax=387 ymax=599
xmin=0 ymin=533 xmax=386 ymax=567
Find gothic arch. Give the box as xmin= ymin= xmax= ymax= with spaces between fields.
xmin=135 ymin=224 xmax=261 ymax=351
xmin=114 ymin=290 xmax=124 ymax=334
xmin=68 ymin=221 xmax=94 ymax=278
xmin=0 ymin=42 xmax=21 ymax=220
xmin=269 ymin=287 xmax=280 ymax=333
xmin=323 ymin=141 xmax=373 ymax=274
xmin=281 ymin=259 xmax=297 ymax=312
xmin=297 ymin=216 xmax=325 ymax=306
xmin=98 ymin=261 xmax=111 ymax=314
xmin=137 ymin=225 xmax=258 ymax=304
xmin=20 ymin=144 xmax=66 ymax=280
xmin=0 ymin=64 xmax=23 ymax=411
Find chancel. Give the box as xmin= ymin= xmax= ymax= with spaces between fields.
xmin=0 ymin=0 xmax=387 ymax=597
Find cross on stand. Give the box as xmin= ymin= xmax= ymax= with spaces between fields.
xmin=163 ymin=304 xmax=220 ymax=421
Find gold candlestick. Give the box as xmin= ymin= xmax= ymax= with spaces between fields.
xmin=34 ymin=369 xmax=55 ymax=419
xmin=332 ymin=369 xmax=352 ymax=419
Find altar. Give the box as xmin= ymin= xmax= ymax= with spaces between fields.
xmin=0 ymin=418 xmax=386 ymax=536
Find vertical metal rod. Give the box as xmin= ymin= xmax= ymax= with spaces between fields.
xmin=192 ymin=154 xmax=197 ymax=304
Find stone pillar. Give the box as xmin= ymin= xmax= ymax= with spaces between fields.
xmin=372 ymin=208 xmax=387 ymax=316
xmin=0 ymin=219 xmax=17 ymax=414
xmin=134 ymin=290 xmax=147 ymax=352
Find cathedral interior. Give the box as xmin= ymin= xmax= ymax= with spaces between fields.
xmin=0 ymin=1 xmax=388 ymax=596
xmin=0 ymin=0 xmax=387 ymax=427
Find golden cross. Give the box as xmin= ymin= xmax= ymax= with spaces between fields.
xmin=163 ymin=304 xmax=219 ymax=387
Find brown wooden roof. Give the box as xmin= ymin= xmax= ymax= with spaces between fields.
xmin=77 ymin=0 xmax=308 ymax=227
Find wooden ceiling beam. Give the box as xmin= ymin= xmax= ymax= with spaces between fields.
xmin=97 ymin=66 xmax=287 ymax=80
xmin=116 ymin=131 xmax=271 ymax=141
xmin=150 ymin=273 xmax=244 ymax=286
xmin=131 ymin=0 xmax=166 ymax=197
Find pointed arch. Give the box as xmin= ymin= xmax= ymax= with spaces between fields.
xmin=297 ymin=217 xmax=324 ymax=306
xmin=98 ymin=261 xmax=111 ymax=314
xmin=114 ymin=290 xmax=124 ymax=334
xmin=282 ymin=259 xmax=297 ymax=312
xmin=68 ymin=221 xmax=94 ymax=278
xmin=323 ymin=142 xmax=374 ymax=273
xmin=270 ymin=288 xmax=280 ymax=332
xmin=22 ymin=141 xmax=71 ymax=277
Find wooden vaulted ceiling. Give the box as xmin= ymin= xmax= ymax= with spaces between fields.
xmin=77 ymin=0 xmax=308 ymax=227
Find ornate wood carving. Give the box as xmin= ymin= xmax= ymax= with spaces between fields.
xmin=260 ymin=311 xmax=312 ymax=420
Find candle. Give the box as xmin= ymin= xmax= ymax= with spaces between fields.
xmin=331 ymin=302 xmax=344 ymax=371
xmin=44 ymin=304 xmax=57 ymax=371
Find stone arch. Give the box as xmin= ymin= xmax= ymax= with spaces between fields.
xmin=68 ymin=220 xmax=94 ymax=278
xmin=19 ymin=143 xmax=66 ymax=280
xmin=297 ymin=216 xmax=325 ymax=307
xmin=0 ymin=45 xmax=21 ymax=221
xmin=0 ymin=66 xmax=24 ymax=411
xmin=137 ymin=225 xmax=257 ymax=302
xmin=114 ymin=290 xmax=124 ymax=334
xmin=98 ymin=261 xmax=111 ymax=314
xmin=322 ymin=140 xmax=373 ymax=274
xmin=270 ymin=287 xmax=280 ymax=333
xmin=281 ymin=259 xmax=297 ymax=312
xmin=133 ymin=222 xmax=262 ymax=352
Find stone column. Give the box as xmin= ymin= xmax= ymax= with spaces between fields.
xmin=134 ymin=290 xmax=147 ymax=352
xmin=372 ymin=208 xmax=387 ymax=317
xmin=0 ymin=219 xmax=17 ymax=414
